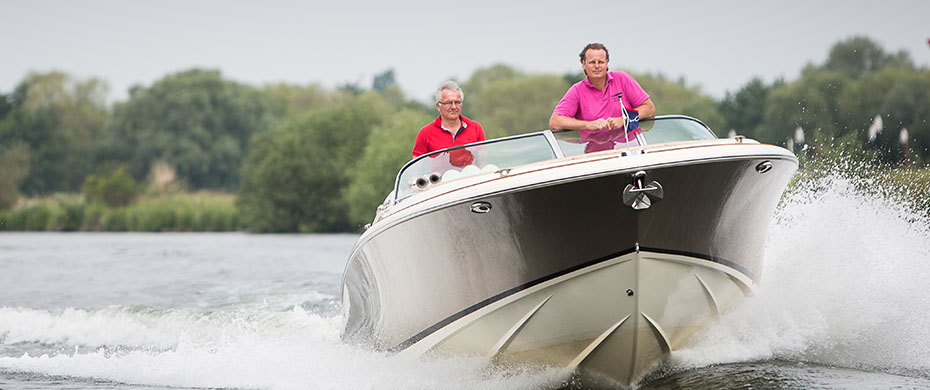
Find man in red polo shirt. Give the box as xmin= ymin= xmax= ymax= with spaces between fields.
xmin=412 ymin=81 xmax=485 ymax=164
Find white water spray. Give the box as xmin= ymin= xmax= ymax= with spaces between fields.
xmin=0 ymin=297 xmax=570 ymax=389
xmin=674 ymin=163 xmax=930 ymax=377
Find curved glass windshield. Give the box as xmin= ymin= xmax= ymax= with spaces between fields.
xmin=393 ymin=116 xmax=716 ymax=201
xmin=551 ymin=116 xmax=716 ymax=158
xmin=639 ymin=116 xmax=717 ymax=144
xmin=395 ymin=133 xmax=557 ymax=200
xmin=551 ymin=128 xmax=641 ymax=156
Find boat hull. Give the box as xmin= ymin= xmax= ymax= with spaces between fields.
xmin=401 ymin=249 xmax=752 ymax=388
xmin=342 ymin=146 xmax=796 ymax=387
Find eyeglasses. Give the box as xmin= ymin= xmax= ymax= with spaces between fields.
xmin=438 ymin=100 xmax=463 ymax=106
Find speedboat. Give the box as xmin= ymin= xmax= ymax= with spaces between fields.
xmin=341 ymin=115 xmax=797 ymax=388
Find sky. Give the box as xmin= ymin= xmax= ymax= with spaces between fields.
xmin=2 ymin=0 xmax=929 ymax=105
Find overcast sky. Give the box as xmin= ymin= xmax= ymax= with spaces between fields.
xmin=3 ymin=0 xmax=929 ymax=104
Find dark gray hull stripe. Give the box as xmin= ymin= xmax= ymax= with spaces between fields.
xmin=390 ymin=246 xmax=751 ymax=352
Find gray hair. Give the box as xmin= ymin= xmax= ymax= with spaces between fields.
xmin=435 ymin=80 xmax=464 ymax=103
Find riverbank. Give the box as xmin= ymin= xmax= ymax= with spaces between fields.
xmin=0 ymin=191 xmax=239 ymax=232
xmin=1 ymin=164 xmax=927 ymax=232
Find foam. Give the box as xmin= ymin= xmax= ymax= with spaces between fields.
xmin=673 ymin=163 xmax=930 ymax=376
xmin=0 ymin=303 xmax=570 ymax=389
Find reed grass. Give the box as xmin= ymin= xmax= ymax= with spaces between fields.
xmin=0 ymin=192 xmax=240 ymax=232
xmin=789 ymin=154 xmax=930 ymax=219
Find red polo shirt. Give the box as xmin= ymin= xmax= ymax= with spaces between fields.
xmin=412 ymin=115 xmax=486 ymax=157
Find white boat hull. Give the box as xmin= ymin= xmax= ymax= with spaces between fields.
xmin=342 ymin=129 xmax=797 ymax=388
xmin=399 ymin=250 xmax=752 ymax=387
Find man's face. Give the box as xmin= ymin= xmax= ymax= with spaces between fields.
xmin=436 ymin=89 xmax=463 ymax=122
xmin=582 ymin=49 xmax=608 ymax=79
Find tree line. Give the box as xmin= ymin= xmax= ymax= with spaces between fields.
xmin=1 ymin=36 xmax=927 ymax=232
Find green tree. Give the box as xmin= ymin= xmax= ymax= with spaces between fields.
xmin=372 ymin=69 xmax=396 ymax=92
xmin=635 ymin=73 xmax=724 ymax=133
xmin=835 ymin=66 xmax=908 ymax=139
xmin=0 ymin=72 xmax=108 ymax=195
xmin=238 ymin=92 xmax=392 ymax=232
xmin=98 ymin=69 xmax=272 ymax=190
xmin=468 ymin=74 xmax=570 ymax=138
xmin=878 ymin=73 xmax=930 ymax=164
xmin=82 ymin=163 xmax=138 ymax=207
xmin=823 ymin=36 xmax=915 ymax=79
xmin=345 ymin=108 xmax=432 ymax=227
xmin=0 ymin=92 xmax=12 ymax=119
xmin=263 ymin=82 xmax=334 ymax=122
xmin=743 ymin=38 xmax=929 ymax=161
xmin=0 ymin=144 xmax=31 ymax=208
xmin=462 ymin=64 xmax=521 ymax=96
xmin=718 ymin=77 xmax=780 ymax=138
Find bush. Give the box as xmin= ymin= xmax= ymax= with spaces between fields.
xmin=1 ymin=190 xmax=240 ymax=231
xmin=199 ymin=207 xmax=223 ymax=231
xmin=881 ymin=166 xmax=930 ymax=218
xmin=83 ymin=164 xmax=138 ymax=207
xmin=82 ymin=203 xmax=107 ymax=231
xmin=176 ymin=209 xmax=195 ymax=231
xmin=23 ymin=204 xmax=54 ymax=231
xmin=0 ymin=144 xmax=31 ymax=209
xmin=0 ymin=209 xmax=11 ymax=230
xmin=4 ymin=209 xmax=27 ymax=230
xmin=56 ymin=194 xmax=85 ymax=231
xmin=135 ymin=207 xmax=177 ymax=232
xmin=211 ymin=208 xmax=239 ymax=231
xmin=102 ymin=208 xmax=131 ymax=231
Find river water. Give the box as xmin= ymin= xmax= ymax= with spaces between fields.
xmin=2 ymin=173 xmax=930 ymax=389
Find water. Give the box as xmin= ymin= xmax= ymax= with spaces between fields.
xmin=2 ymin=172 xmax=930 ymax=389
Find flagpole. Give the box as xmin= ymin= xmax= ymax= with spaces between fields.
xmin=614 ymin=92 xmax=631 ymax=146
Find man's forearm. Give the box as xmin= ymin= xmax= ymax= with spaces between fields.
xmin=550 ymin=113 xmax=584 ymax=130
xmin=635 ymin=99 xmax=656 ymax=119
xmin=550 ymin=113 xmax=610 ymax=130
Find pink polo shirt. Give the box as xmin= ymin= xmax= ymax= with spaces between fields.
xmin=553 ymin=71 xmax=649 ymax=124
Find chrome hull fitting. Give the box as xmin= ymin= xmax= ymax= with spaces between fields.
xmin=342 ymin=141 xmax=797 ymax=388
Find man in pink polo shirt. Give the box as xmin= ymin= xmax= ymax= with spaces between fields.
xmin=550 ymin=43 xmax=656 ymax=150
xmin=412 ymin=81 xmax=485 ymax=165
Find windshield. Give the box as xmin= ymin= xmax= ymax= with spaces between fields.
xmin=639 ymin=116 xmax=717 ymax=144
xmin=393 ymin=116 xmax=716 ymax=201
xmin=551 ymin=116 xmax=717 ymax=157
xmin=395 ymin=133 xmax=558 ymax=200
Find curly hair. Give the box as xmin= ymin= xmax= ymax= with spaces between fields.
xmin=579 ymin=43 xmax=609 ymax=63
